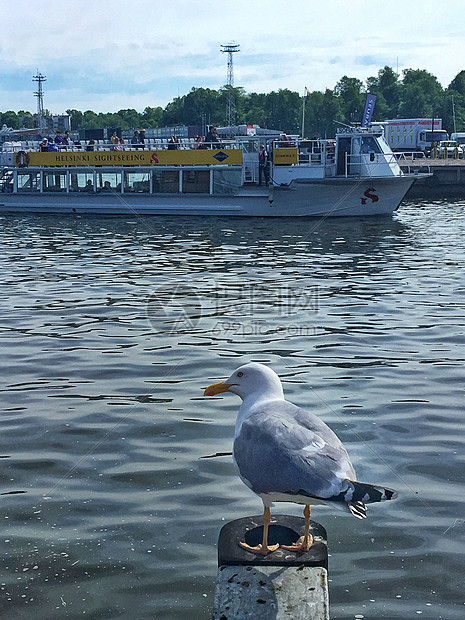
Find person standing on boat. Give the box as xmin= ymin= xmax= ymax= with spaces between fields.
xmin=258 ymin=144 xmax=269 ymax=185
xmin=139 ymin=129 xmax=146 ymax=147
xmin=205 ymin=126 xmax=220 ymax=148
xmin=111 ymin=132 xmax=119 ymax=144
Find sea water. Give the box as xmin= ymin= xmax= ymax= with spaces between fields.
xmin=0 ymin=200 xmax=464 ymax=619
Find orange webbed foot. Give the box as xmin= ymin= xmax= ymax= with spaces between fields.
xmin=239 ymin=541 xmax=280 ymax=555
xmin=281 ymin=533 xmax=314 ymax=552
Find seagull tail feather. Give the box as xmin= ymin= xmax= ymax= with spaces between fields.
xmin=345 ymin=480 xmax=398 ymax=504
xmin=342 ymin=481 xmax=397 ymax=520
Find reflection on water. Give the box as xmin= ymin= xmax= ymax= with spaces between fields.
xmin=1 ymin=201 xmax=464 ymax=618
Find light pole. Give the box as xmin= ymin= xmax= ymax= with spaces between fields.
xmin=301 ymin=87 xmax=308 ymax=137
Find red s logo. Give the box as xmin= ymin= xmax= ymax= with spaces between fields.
xmin=361 ymin=187 xmax=378 ymax=204
xmin=150 ymin=152 xmax=159 ymax=164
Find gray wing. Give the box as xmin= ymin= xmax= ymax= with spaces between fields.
xmin=233 ymin=400 xmax=356 ymax=500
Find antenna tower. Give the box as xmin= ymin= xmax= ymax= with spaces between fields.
xmin=221 ymin=43 xmax=240 ymax=127
xmin=33 ymin=71 xmax=47 ymax=132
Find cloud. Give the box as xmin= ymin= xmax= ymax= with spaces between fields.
xmin=1 ymin=0 xmax=465 ymax=113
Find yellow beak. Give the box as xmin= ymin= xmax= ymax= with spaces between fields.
xmin=204 ymin=381 xmax=233 ymax=396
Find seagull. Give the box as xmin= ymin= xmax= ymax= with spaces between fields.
xmin=204 ymin=362 xmax=397 ymax=555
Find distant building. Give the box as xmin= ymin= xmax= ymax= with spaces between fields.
xmin=50 ymin=114 xmax=71 ymax=132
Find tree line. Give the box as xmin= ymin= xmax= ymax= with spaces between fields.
xmin=2 ymin=67 xmax=465 ymax=137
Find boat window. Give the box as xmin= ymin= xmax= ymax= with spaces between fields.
xmin=125 ymin=171 xmax=150 ymax=193
xmin=43 ymin=171 xmax=67 ymax=192
xmin=360 ymin=136 xmax=382 ymax=154
xmin=213 ymin=169 xmax=242 ymax=195
xmin=153 ymin=170 xmax=179 ymax=193
xmin=17 ymin=172 xmax=40 ymax=192
xmin=182 ymin=170 xmax=210 ymax=193
xmin=69 ymin=172 xmax=95 ymax=192
xmin=96 ymin=172 xmax=121 ymax=193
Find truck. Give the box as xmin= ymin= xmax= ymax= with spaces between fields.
xmin=383 ymin=118 xmax=448 ymax=156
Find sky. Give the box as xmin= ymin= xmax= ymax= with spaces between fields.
xmin=1 ymin=0 xmax=465 ymax=115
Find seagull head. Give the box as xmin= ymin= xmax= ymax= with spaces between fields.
xmin=204 ymin=362 xmax=284 ymax=402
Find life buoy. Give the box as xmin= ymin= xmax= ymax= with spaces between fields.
xmin=15 ymin=151 xmax=30 ymax=168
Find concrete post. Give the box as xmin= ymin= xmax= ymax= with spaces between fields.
xmin=212 ymin=514 xmax=329 ymax=619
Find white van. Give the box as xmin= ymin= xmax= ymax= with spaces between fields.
xmin=450 ymin=132 xmax=465 ymax=145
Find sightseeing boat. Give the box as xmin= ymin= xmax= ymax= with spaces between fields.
xmin=0 ymin=125 xmax=426 ymax=217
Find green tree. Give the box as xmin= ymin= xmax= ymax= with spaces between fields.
xmin=334 ymin=76 xmax=365 ymax=123
xmin=443 ymin=70 xmax=465 ymax=132
xmin=17 ymin=110 xmax=35 ymax=128
xmin=218 ymin=86 xmax=246 ymax=126
xmin=1 ymin=111 xmax=21 ymax=129
xmin=81 ymin=110 xmax=100 ymax=129
xmin=366 ymin=66 xmax=401 ymax=119
xmin=66 ymin=109 xmax=83 ymax=130
xmin=182 ymin=87 xmax=221 ymax=125
xmin=304 ymin=89 xmax=343 ymax=138
xmin=141 ymin=106 xmax=163 ymax=127
xmin=399 ymin=69 xmax=444 ymax=118
xmin=448 ymin=70 xmax=465 ymax=95
xmin=242 ymin=92 xmax=268 ymax=127
xmin=264 ymin=89 xmax=301 ymax=133
xmin=161 ymin=96 xmax=186 ymax=126
xmin=115 ymin=109 xmax=142 ymax=129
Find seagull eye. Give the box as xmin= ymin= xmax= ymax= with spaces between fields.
xmin=237 ymin=371 xmax=244 ymax=377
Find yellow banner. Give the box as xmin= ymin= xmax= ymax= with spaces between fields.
xmin=273 ymin=147 xmax=298 ymax=165
xmin=20 ymin=149 xmax=243 ymax=167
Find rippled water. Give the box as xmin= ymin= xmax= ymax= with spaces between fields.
xmin=1 ymin=201 xmax=464 ymax=619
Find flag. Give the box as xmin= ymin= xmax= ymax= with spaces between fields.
xmin=361 ymin=94 xmax=377 ymax=127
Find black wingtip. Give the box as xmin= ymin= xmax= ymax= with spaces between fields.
xmin=345 ymin=480 xmax=398 ymax=504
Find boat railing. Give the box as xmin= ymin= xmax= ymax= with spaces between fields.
xmin=0 ymin=168 xmax=14 ymax=192
xmin=1 ymin=138 xmax=239 ymax=153
xmin=343 ymin=152 xmax=404 ymax=177
xmin=395 ymin=151 xmax=428 ymax=162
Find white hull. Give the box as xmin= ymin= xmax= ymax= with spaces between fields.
xmin=0 ymin=176 xmax=415 ymax=218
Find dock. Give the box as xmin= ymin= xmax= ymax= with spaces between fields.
xmin=400 ymin=157 xmax=465 ymax=198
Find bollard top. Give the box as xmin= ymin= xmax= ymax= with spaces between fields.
xmin=217 ymin=514 xmax=328 ymax=569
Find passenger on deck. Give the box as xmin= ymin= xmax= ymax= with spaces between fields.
xmin=258 ymin=144 xmax=269 ymax=185
xmin=168 ymin=136 xmax=179 ymax=150
xmin=113 ymin=137 xmax=123 ymax=151
xmin=40 ymin=138 xmax=49 ymax=152
xmin=54 ymin=131 xmax=65 ymax=146
xmin=84 ymin=179 xmax=94 ymax=192
xmin=101 ymin=181 xmax=112 ymax=192
xmin=131 ymin=131 xmax=143 ymax=148
xmin=139 ymin=129 xmax=146 ymax=146
xmin=111 ymin=132 xmax=119 ymax=144
xmin=86 ymin=139 xmax=95 ymax=151
xmin=64 ymin=131 xmax=71 ymax=145
xmin=194 ymin=135 xmax=203 ymax=149
xmin=279 ymin=133 xmax=293 ymax=147
xmin=205 ymin=126 xmax=220 ymax=148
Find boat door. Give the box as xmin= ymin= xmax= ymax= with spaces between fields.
xmin=336 ymin=137 xmax=351 ymax=175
